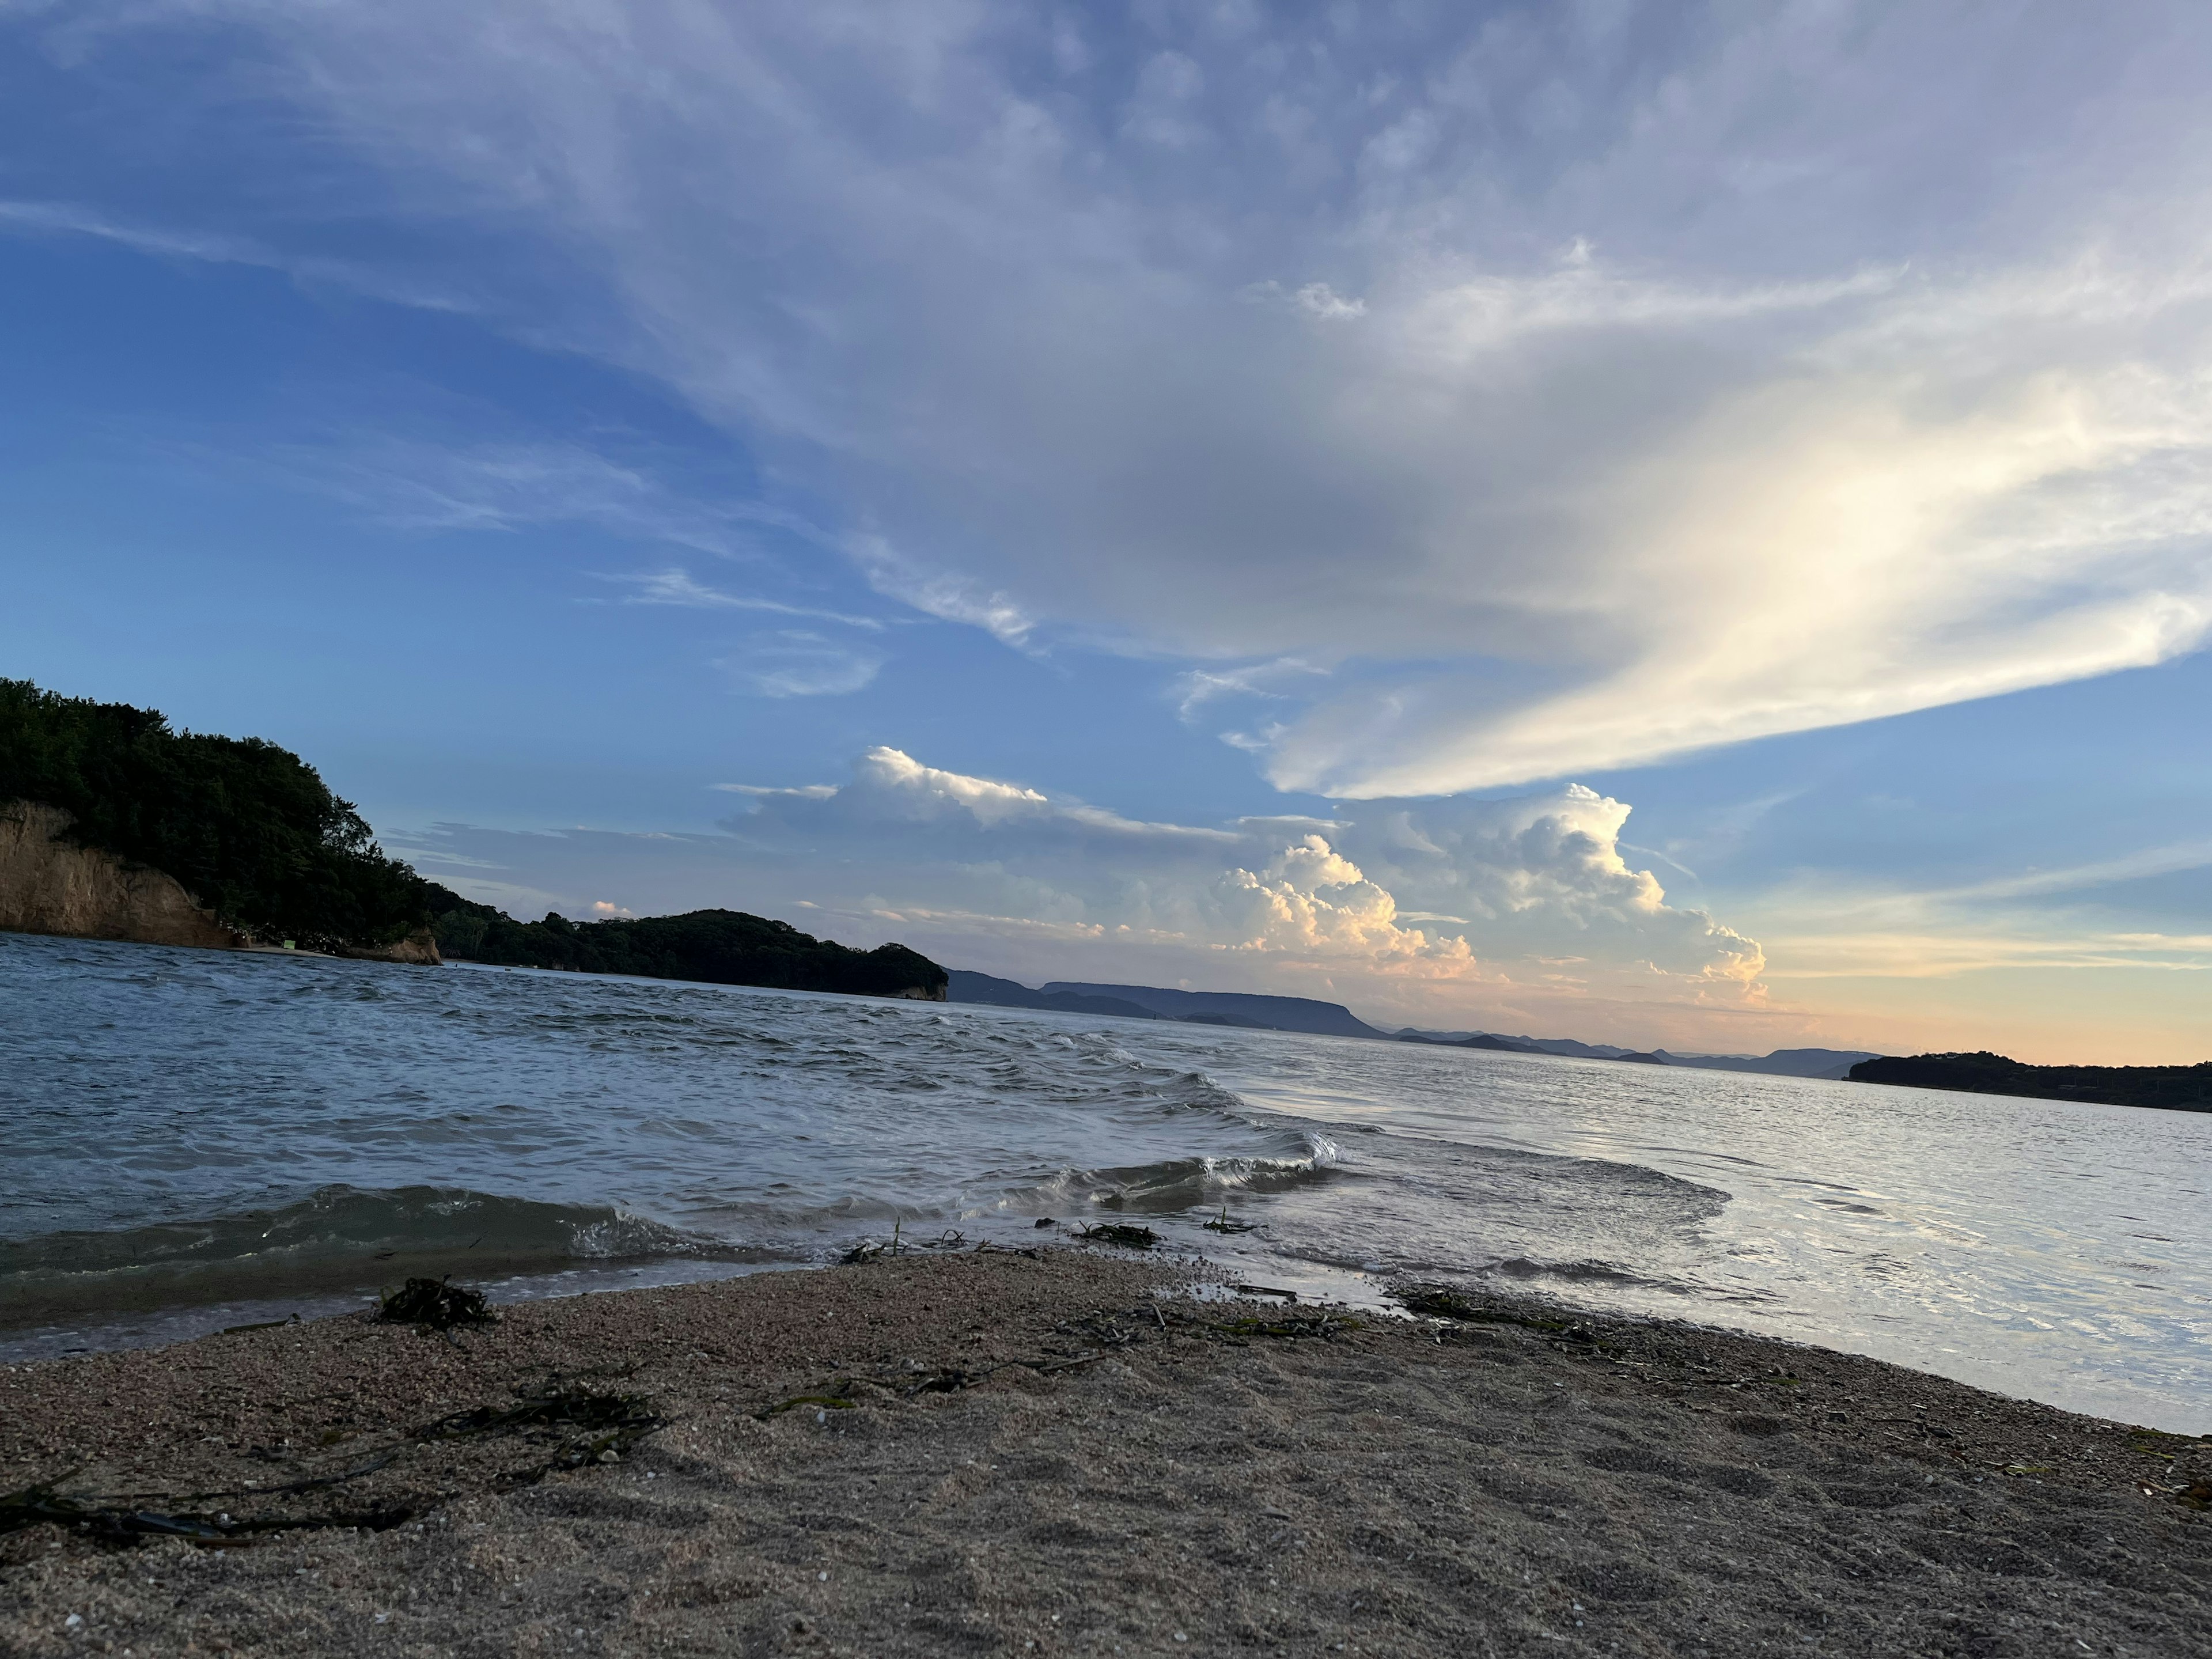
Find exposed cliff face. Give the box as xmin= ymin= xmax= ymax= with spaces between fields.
xmin=0 ymin=800 xmax=441 ymax=964
xmin=340 ymin=930 xmax=442 ymax=966
xmin=0 ymin=801 xmax=245 ymax=950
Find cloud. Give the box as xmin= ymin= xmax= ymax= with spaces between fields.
xmin=609 ymin=567 xmax=888 ymax=630
xmin=263 ymin=437 xmax=771 ymax=558
xmin=707 ymin=747 xmax=1760 ymax=1013
xmin=1238 ymin=279 xmax=1368 ymax=321
xmin=1328 ymin=786 xmax=1766 ymax=991
xmin=0 ymin=197 xmax=475 ymax=312
xmin=24 ymin=3 xmax=2212 ymax=790
xmin=1172 ymin=657 xmax=1326 ymax=722
xmin=843 ymin=532 xmax=1035 ymax=648
xmin=1743 ymin=838 xmax=2212 ymax=982
xmin=718 ymin=631 xmax=883 ymax=698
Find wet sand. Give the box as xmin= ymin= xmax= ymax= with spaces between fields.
xmin=2 ymin=1251 xmax=2207 ymax=1657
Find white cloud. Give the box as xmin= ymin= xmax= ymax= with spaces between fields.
xmin=1172 ymin=657 xmax=1325 ymax=721
xmin=268 ymin=438 xmax=764 ymax=558
xmin=1742 ymin=839 xmax=2212 ymax=983
xmin=27 ymin=3 xmax=2212 ymax=791
xmin=711 ymin=782 xmax=838 ymax=801
xmin=709 ymin=747 xmax=1758 ymax=1013
xmin=0 ymin=197 xmax=475 ymax=312
xmin=1238 ymin=279 xmax=1368 ymax=320
xmin=609 ymin=567 xmax=888 ymax=630
xmin=1330 ymin=786 xmax=1766 ymax=991
xmin=718 ymin=632 xmax=882 ymax=698
xmin=843 ymin=532 xmax=1035 ymax=647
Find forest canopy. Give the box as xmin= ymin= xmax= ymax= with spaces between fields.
xmin=423 ymin=891 xmax=946 ymax=999
xmin=1 ymin=678 xmax=946 ymax=997
xmin=1849 ymin=1051 xmax=2212 ymax=1113
xmin=0 ymin=677 xmax=427 ymax=949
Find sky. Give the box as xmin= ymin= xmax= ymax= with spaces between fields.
xmin=3 ymin=1 xmax=2210 ymax=1063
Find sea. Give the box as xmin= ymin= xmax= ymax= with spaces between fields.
xmin=3 ymin=931 xmax=2206 ymax=1432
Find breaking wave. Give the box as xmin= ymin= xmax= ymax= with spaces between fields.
xmin=0 ymin=1185 xmax=755 ymax=1324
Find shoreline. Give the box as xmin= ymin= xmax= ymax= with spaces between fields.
xmin=4 ymin=1252 xmax=2206 ymax=1656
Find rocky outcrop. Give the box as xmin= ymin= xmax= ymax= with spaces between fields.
xmin=0 ymin=801 xmax=442 ymax=964
xmin=340 ymin=930 xmax=442 ymax=966
xmin=0 ymin=801 xmax=245 ymax=950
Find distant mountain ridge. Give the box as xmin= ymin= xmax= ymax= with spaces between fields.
xmin=1395 ymin=1026 xmax=1876 ymax=1080
xmin=1039 ymin=981 xmax=1387 ymax=1039
xmin=948 ymin=972 xmax=1385 ymax=1038
xmin=950 ymin=971 xmax=1878 ymax=1077
xmin=944 ymin=971 xmax=1161 ymax=1021
xmin=1653 ymin=1047 xmax=1879 ymax=1080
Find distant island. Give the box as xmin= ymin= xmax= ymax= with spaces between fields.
xmin=430 ymin=894 xmax=946 ymax=1000
xmin=9 ymin=681 xmax=2200 ymax=1076
xmin=947 ymin=971 xmax=1878 ymax=1080
xmin=1849 ymin=1052 xmax=2212 ymax=1113
xmin=955 ymin=975 xmax=2212 ymax=1110
xmin=0 ymin=678 xmax=945 ymax=1001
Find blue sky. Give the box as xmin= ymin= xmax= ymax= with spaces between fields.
xmin=5 ymin=1 xmax=2210 ymax=1062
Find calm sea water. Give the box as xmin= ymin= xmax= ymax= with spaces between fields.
xmin=2 ymin=932 xmax=2206 ymax=1430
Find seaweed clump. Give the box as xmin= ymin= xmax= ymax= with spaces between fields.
xmin=0 ymin=1483 xmax=411 ymax=1546
xmin=1393 ymin=1283 xmax=1631 ymax=1358
xmin=378 ymin=1277 xmax=496 ymax=1330
xmin=414 ymin=1387 xmax=662 ymax=1478
xmin=1077 ymin=1222 xmax=1160 ymax=1250
xmin=1211 ymin=1312 xmax=1360 ymax=1342
xmin=1 ymin=1383 xmax=663 ymax=1551
xmin=1395 ymin=1284 xmax=1580 ymax=1332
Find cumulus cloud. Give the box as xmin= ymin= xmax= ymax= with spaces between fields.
xmin=22 ymin=2 xmax=2212 ymax=790
xmin=1330 ymin=787 xmax=1766 ymax=991
xmin=707 ymin=747 xmax=1756 ymax=1013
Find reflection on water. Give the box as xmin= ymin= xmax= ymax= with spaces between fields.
xmin=2 ymin=931 xmax=2206 ymax=1430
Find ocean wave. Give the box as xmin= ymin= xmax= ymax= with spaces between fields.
xmin=1007 ymin=1130 xmax=1342 ymax=1216
xmin=0 ymin=1184 xmax=755 ymax=1325
xmin=1482 ymin=1255 xmax=1716 ymax=1296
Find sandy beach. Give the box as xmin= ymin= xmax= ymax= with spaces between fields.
xmin=2 ymin=1251 xmax=2206 ymax=1658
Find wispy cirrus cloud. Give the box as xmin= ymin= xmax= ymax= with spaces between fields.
xmin=0 ymin=198 xmax=475 ymax=312
xmin=716 ymin=631 xmax=882 ymax=699
xmin=1172 ymin=658 xmax=1327 ymax=722
xmin=268 ymin=438 xmax=766 ymax=557
xmin=1741 ymin=837 xmax=2212 ymax=984
xmin=606 ymin=567 xmax=888 ymax=631
xmin=24 ymin=3 xmax=2212 ymax=795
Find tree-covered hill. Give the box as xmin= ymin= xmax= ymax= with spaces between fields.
xmin=0 ymin=678 xmax=948 ymax=999
xmin=1849 ymin=1051 xmax=2212 ymax=1113
xmin=0 ymin=677 xmax=427 ymax=951
xmin=423 ymin=891 xmax=945 ymax=998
